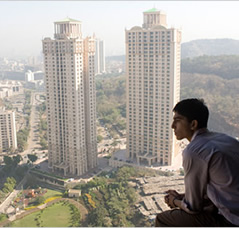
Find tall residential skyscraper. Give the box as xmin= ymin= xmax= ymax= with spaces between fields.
xmin=125 ymin=8 xmax=181 ymax=166
xmin=42 ymin=17 xmax=97 ymax=176
xmin=95 ymin=39 xmax=106 ymax=75
xmin=0 ymin=107 xmax=17 ymax=153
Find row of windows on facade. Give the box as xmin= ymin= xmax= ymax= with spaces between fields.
xmin=128 ymin=126 xmax=170 ymax=134
xmin=128 ymin=84 xmax=171 ymax=89
xmin=43 ymin=43 xmax=94 ymax=50
xmin=48 ymin=132 xmax=96 ymax=143
xmin=127 ymin=32 xmax=172 ymax=39
xmin=128 ymin=130 xmax=170 ymax=138
xmin=129 ymin=78 xmax=171 ymax=83
xmin=46 ymin=79 xmax=94 ymax=88
xmin=128 ymin=47 xmax=171 ymax=52
xmin=44 ymin=54 xmax=94 ymax=60
xmin=128 ymin=101 xmax=170 ymax=107
xmin=128 ymin=120 xmax=170 ymax=128
xmin=129 ymin=64 xmax=171 ymax=69
xmin=129 ymin=42 xmax=171 ymax=46
xmin=128 ymin=58 xmax=171 ymax=63
xmin=44 ymin=55 xmax=83 ymax=60
xmin=45 ymin=67 xmax=94 ymax=72
xmin=47 ymin=88 xmax=95 ymax=99
xmin=128 ymin=90 xmax=171 ymax=95
xmin=128 ymin=72 xmax=172 ymax=76
xmin=128 ymin=96 xmax=171 ymax=102
xmin=128 ymin=117 xmax=170 ymax=124
xmin=44 ymin=59 xmax=93 ymax=67
xmin=128 ymin=50 xmax=171 ymax=55
xmin=128 ymin=145 xmax=170 ymax=151
xmin=127 ymin=39 xmax=172 ymax=43
xmin=128 ymin=148 xmax=170 ymax=155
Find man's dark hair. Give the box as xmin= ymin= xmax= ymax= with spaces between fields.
xmin=173 ymin=98 xmax=209 ymax=129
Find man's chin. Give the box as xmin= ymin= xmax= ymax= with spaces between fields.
xmin=175 ymin=135 xmax=183 ymax=140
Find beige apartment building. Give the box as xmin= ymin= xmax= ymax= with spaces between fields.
xmin=42 ymin=17 xmax=97 ymax=176
xmin=125 ymin=8 xmax=181 ymax=166
xmin=0 ymin=107 xmax=17 ymax=153
xmin=95 ymin=39 xmax=106 ymax=75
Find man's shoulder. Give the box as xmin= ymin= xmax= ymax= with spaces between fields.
xmin=184 ymin=131 xmax=239 ymax=160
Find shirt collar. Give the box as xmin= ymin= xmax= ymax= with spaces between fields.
xmin=191 ymin=128 xmax=209 ymax=142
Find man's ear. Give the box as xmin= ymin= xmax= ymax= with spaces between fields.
xmin=190 ymin=120 xmax=198 ymax=131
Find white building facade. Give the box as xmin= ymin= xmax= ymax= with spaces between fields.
xmin=125 ymin=8 xmax=181 ymax=166
xmin=95 ymin=39 xmax=106 ymax=75
xmin=42 ymin=17 xmax=97 ymax=176
xmin=0 ymin=107 xmax=17 ymax=153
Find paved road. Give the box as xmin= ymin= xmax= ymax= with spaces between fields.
xmin=20 ymin=92 xmax=46 ymax=161
xmin=0 ymin=175 xmax=27 ymax=213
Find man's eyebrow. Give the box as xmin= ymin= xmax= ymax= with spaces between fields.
xmin=173 ymin=116 xmax=183 ymax=120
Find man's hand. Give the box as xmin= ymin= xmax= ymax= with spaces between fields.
xmin=164 ymin=189 xmax=184 ymax=209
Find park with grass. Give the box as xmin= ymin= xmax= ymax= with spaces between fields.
xmin=2 ymin=187 xmax=82 ymax=227
xmin=10 ymin=200 xmax=81 ymax=227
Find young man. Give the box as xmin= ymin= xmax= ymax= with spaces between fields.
xmin=155 ymin=98 xmax=239 ymax=227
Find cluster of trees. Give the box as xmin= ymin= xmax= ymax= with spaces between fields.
xmin=39 ymin=118 xmax=48 ymax=150
xmin=75 ymin=166 xmax=166 ymax=227
xmin=0 ymin=155 xmax=28 ymax=204
xmin=17 ymin=128 xmax=30 ymax=152
xmin=37 ymin=101 xmax=48 ymax=150
xmin=83 ymin=169 xmax=138 ymax=226
xmin=36 ymin=101 xmax=46 ymax=116
xmin=68 ymin=203 xmax=81 ymax=226
xmin=1 ymin=155 xmax=28 ymax=180
xmin=181 ymin=72 xmax=239 ymax=136
xmin=23 ymin=91 xmax=32 ymax=115
xmin=96 ymin=74 xmax=126 ymax=137
xmin=181 ymin=55 xmax=239 ymax=79
xmin=17 ymin=90 xmax=32 ymax=152
xmin=1 ymin=177 xmax=16 ymax=194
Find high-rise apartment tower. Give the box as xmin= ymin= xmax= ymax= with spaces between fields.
xmin=125 ymin=8 xmax=181 ymax=166
xmin=95 ymin=39 xmax=106 ymax=75
xmin=0 ymin=107 xmax=17 ymax=153
xmin=42 ymin=17 xmax=97 ymax=176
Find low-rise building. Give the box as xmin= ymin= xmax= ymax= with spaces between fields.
xmin=68 ymin=189 xmax=81 ymax=198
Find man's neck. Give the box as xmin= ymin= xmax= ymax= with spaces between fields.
xmin=190 ymin=128 xmax=208 ymax=142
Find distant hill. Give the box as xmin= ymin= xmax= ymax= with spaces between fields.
xmin=181 ymin=38 xmax=239 ymax=59
xmin=107 ymin=38 xmax=239 ymax=61
xmin=181 ymin=55 xmax=239 ymax=79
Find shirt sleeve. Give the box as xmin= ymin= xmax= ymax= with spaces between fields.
xmin=182 ymin=146 xmax=209 ymax=213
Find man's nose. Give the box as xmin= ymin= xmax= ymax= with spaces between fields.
xmin=171 ymin=121 xmax=175 ymax=129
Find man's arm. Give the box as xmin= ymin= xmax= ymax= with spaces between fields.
xmin=165 ymin=192 xmax=201 ymax=214
xmin=164 ymin=190 xmax=184 ymax=209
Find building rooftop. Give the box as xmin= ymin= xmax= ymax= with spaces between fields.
xmin=55 ymin=17 xmax=81 ymax=23
xmin=144 ymin=8 xmax=159 ymax=13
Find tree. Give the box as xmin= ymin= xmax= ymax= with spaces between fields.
xmin=27 ymin=154 xmax=38 ymax=163
xmin=88 ymin=207 xmax=110 ymax=227
xmin=97 ymin=135 xmax=103 ymax=143
xmin=40 ymin=137 xmax=48 ymax=150
xmin=35 ymin=196 xmax=45 ymax=205
xmin=3 ymin=156 xmax=13 ymax=166
xmin=2 ymin=177 xmax=16 ymax=193
xmin=12 ymin=155 xmax=22 ymax=166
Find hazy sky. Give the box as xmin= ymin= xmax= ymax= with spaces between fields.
xmin=1 ymin=1 xmax=239 ymax=58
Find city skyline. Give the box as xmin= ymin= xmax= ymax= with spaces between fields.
xmin=1 ymin=1 xmax=239 ymax=58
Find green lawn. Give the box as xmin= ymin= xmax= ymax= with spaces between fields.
xmin=11 ymin=201 xmax=76 ymax=227
xmin=43 ymin=189 xmax=63 ymax=200
xmin=0 ymin=214 xmax=7 ymax=223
